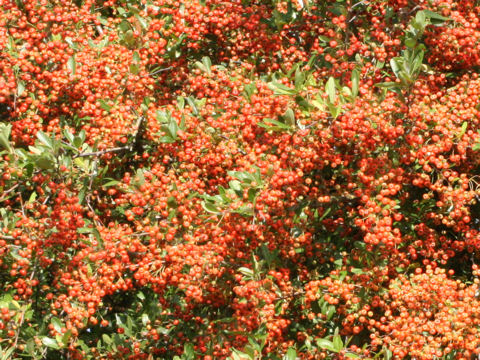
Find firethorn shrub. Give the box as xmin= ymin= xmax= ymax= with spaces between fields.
xmin=1 ymin=0 xmax=480 ymax=359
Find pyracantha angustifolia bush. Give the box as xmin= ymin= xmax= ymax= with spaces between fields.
xmin=2 ymin=0 xmax=480 ymax=359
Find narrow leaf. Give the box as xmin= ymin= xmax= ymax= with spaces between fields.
xmin=326 ymin=77 xmax=336 ymax=103
xmin=42 ymin=337 xmax=60 ymax=349
xmin=98 ymin=99 xmax=112 ymax=112
xmin=333 ymin=335 xmax=343 ymax=352
xmin=67 ymin=56 xmax=76 ymax=75
xmin=285 ymin=347 xmax=297 ymax=360
xmin=36 ymin=131 xmax=53 ymax=149
xmin=351 ymin=68 xmax=359 ymax=98
xmin=201 ymin=201 xmax=221 ymax=214
xmin=17 ymin=81 xmax=25 ymax=97
xmin=316 ymin=339 xmax=337 ymax=352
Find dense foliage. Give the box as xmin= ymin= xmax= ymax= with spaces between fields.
xmin=1 ymin=0 xmax=480 ymax=359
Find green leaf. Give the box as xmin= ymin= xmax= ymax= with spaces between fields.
xmin=51 ymin=317 xmax=63 ymax=333
xmin=194 ymin=61 xmax=207 ymax=73
xmin=134 ymin=169 xmax=146 ymax=186
xmin=103 ymin=179 xmax=120 ymax=187
xmin=311 ymin=99 xmax=325 ymax=111
xmin=345 ymin=352 xmax=361 ymax=358
xmin=77 ymin=227 xmax=102 ymax=243
xmin=397 ymin=70 xmax=412 ymax=85
xmin=132 ymin=51 xmax=140 ymax=63
xmin=185 ymin=96 xmax=198 ymax=115
xmin=202 ymin=56 xmax=212 ymax=76
xmin=327 ymin=102 xmax=341 ymax=119
xmin=284 ymin=108 xmax=295 ymax=126
xmin=201 ymin=201 xmax=221 ymax=214
xmin=118 ymin=20 xmax=131 ymax=33
xmin=62 ymin=330 xmax=72 ymax=346
xmin=422 ymin=9 xmax=448 ymax=21
xmin=268 ymin=81 xmax=297 ymax=96
xmin=67 ymin=56 xmax=76 ymax=75
xmin=36 ymin=131 xmax=53 ymax=149
xmin=134 ymin=14 xmax=148 ymax=29
xmin=285 ymin=347 xmax=297 ymax=360
xmin=231 ymin=349 xmax=250 ymax=360
xmin=1 ymin=347 xmax=15 ymax=360
xmin=247 ymin=188 xmax=257 ymax=202
xmin=64 ymin=129 xmax=75 ymax=144
xmin=130 ymin=63 xmax=140 ymax=74
xmin=326 ymin=305 xmax=335 ymax=320
xmin=415 ymin=11 xmax=426 ymax=30
xmin=98 ymin=99 xmax=112 ymax=112
xmin=351 ymin=268 xmax=363 ymax=274
xmin=102 ymin=334 xmax=112 ymax=345
xmin=36 ymin=155 xmax=55 ymax=170
xmin=342 ymin=86 xmax=352 ymax=97
xmin=405 ymin=38 xmax=417 ymax=49
xmin=326 ymin=77 xmax=336 ymax=103
xmin=166 ymin=118 xmax=179 ymax=139
xmin=351 ymin=69 xmax=359 ymax=98
xmin=238 ymin=267 xmax=254 ymax=277
xmin=183 ymin=343 xmax=194 ymax=360
xmin=0 ymin=123 xmax=12 ymax=152
xmin=375 ymin=82 xmax=401 ymax=90
xmin=459 ymin=121 xmax=468 ymax=139
xmin=27 ymin=191 xmax=37 ymax=203
xmin=42 ymin=337 xmax=60 ymax=350
xmin=65 ymin=37 xmax=78 ymax=50
xmin=316 ymin=339 xmax=337 ymax=352
xmin=228 ymin=170 xmax=257 ymax=184
xmin=10 ymin=300 xmax=20 ymax=309
xmin=17 ymin=81 xmax=25 ymax=97
xmin=243 ymin=83 xmax=256 ymax=101
xmin=423 ymin=9 xmax=450 ymax=24
xmin=390 ymin=58 xmax=401 ymax=79
xmin=294 ymin=68 xmax=305 ymax=91
xmin=333 ymin=335 xmax=343 ymax=352
xmin=229 ymin=180 xmax=243 ymax=192
xmin=258 ymin=118 xmax=291 ymax=132
xmin=295 ymin=95 xmax=312 ymax=109
xmin=176 ymin=96 xmax=185 ymax=110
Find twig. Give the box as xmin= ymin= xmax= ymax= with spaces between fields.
xmin=42 ymin=195 xmax=51 ymax=205
xmin=351 ymin=0 xmax=368 ymax=9
xmin=85 ymin=158 xmax=103 ymax=226
xmin=129 ymin=110 xmax=145 ymax=151
xmin=275 ymin=290 xmax=306 ymax=301
xmin=0 ymin=184 xmax=20 ymax=202
xmin=141 ymin=66 xmax=173 ymax=78
xmin=131 ymin=232 xmax=149 ymax=237
xmin=408 ymin=4 xmax=422 ymax=14
xmin=73 ymin=146 xmax=130 ymax=158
